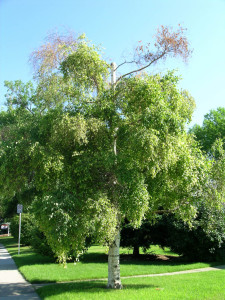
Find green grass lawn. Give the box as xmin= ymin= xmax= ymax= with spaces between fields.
xmin=1 ymin=236 xmax=224 ymax=283
xmin=36 ymin=271 xmax=225 ymax=300
xmin=1 ymin=236 xmax=225 ymax=299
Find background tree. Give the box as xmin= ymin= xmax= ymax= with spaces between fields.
xmin=190 ymin=107 xmax=225 ymax=154
xmin=121 ymin=204 xmax=225 ymax=261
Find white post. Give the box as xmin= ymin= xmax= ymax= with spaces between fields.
xmin=111 ymin=62 xmax=118 ymax=157
xmin=111 ymin=62 xmax=117 ymax=87
xmin=17 ymin=204 xmax=23 ymax=254
xmin=18 ymin=213 xmax=21 ymax=255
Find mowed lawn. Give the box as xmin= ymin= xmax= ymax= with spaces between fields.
xmin=1 ymin=236 xmax=225 ymax=299
xmin=0 ymin=236 xmax=220 ymax=283
xmin=37 ymin=271 xmax=225 ymax=300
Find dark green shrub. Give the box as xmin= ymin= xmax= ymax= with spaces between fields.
xmin=29 ymin=225 xmax=54 ymax=257
xmin=10 ymin=213 xmax=34 ymax=245
xmin=121 ymin=206 xmax=225 ymax=261
xmin=10 ymin=213 xmax=54 ymax=256
xmin=164 ymin=206 xmax=225 ymax=261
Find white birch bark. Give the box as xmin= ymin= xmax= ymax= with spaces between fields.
xmin=107 ymin=229 xmax=122 ymax=289
xmin=107 ymin=62 xmax=122 ymax=289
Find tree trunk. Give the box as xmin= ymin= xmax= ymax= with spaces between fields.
xmin=133 ymin=245 xmax=140 ymax=256
xmin=107 ymin=230 xmax=123 ymax=289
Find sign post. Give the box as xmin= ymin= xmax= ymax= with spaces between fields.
xmin=17 ymin=204 xmax=23 ymax=255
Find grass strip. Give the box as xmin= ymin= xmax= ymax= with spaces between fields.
xmin=36 ymin=270 xmax=225 ymax=300
xmin=1 ymin=236 xmax=224 ymax=284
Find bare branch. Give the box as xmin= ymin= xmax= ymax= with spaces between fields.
xmin=116 ymin=51 xmax=166 ymax=84
xmin=115 ymin=60 xmax=136 ymax=71
xmin=115 ymin=24 xmax=192 ymax=85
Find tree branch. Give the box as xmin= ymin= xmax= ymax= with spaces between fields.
xmin=115 ymin=60 xmax=136 ymax=71
xmin=115 ymin=51 xmax=167 ymax=85
xmin=26 ymin=106 xmax=34 ymax=115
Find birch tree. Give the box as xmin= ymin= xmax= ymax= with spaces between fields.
xmin=1 ymin=26 xmax=221 ymax=290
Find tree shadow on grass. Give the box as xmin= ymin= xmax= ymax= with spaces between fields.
xmin=10 ymin=252 xmax=54 ymax=267
xmin=80 ymin=252 xmax=181 ymax=265
xmin=0 ymin=238 xmax=17 ymax=248
xmin=80 ymin=252 xmax=209 ymax=268
xmin=80 ymin=252 xmax=108 ymax=263
xmin=37 ymin=280 xmax=159 ymax=298
xmin=0 ymin=238 xmax=55 ymax=268
xmin=2 ymin=238 xmax=223 ymax=276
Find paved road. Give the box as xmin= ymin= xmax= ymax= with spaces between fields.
xmin=0 ymin=243 xmax=40 ymax=300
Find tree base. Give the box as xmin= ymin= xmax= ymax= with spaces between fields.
xmin=107 ymin=281 xmax=123 ymax=289
xmin=133 ymin=245 xmax=140 ymax=256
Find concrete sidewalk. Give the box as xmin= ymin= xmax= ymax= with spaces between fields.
xmin=0 ymin=243 xmax=40 ymax=299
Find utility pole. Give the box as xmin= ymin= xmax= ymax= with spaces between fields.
xmin=111 ymin=62 xmax=116 ymax=88
xmin=111 ymin=62 xmax=117 ymax=156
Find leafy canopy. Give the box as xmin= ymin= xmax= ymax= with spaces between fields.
xmin=1 ymin=31 xmax=223 ymax=264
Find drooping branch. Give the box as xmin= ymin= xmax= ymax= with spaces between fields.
xmin=29 ymin=30 xmax=80 ymax=80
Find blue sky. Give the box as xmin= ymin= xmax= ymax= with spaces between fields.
xmin=0 ymin=0 xmax=225 ymax=126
